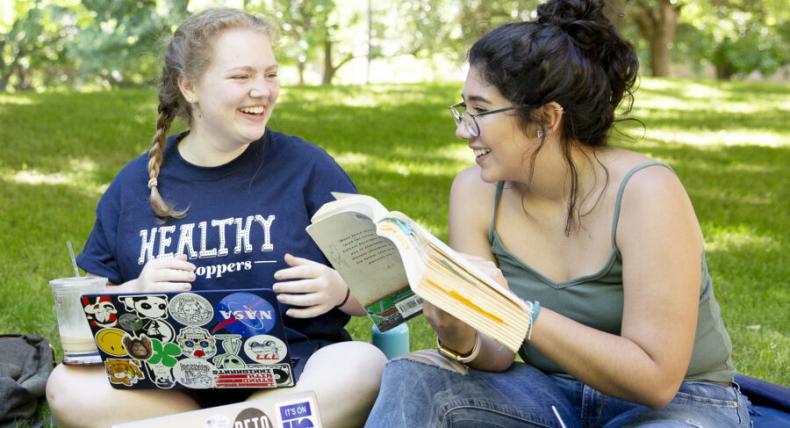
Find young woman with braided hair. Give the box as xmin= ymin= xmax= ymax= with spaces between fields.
xmin=46 ymin=8 xmax=385 ymax=428
xmin=365 ymin=0 xmax=750 ymax=426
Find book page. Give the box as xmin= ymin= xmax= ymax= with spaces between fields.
xmin=307 ymin=211 xmax=408 ymax=307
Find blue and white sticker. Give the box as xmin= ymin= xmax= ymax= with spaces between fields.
xmin=275 ymin=395 xmax=323 ymax=428
xmin=212 ymin=292 xmax=277 ymax=336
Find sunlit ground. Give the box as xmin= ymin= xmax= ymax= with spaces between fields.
xmin=1 ymin=78 xmax=787 ymax=388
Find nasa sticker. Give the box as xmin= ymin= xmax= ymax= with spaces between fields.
xmin=243 ymin=335 xmax=288 ymax=364
xmin=168 ymin=293 xmax=214 ymax=326
xmin=276 ymin=395 xmax=323 ymax=428
xmin=212 ymin=292 xmax=277 ymax=336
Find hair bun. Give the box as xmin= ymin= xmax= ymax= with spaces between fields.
xmin=537 ymin=0 xmax=616 ymax=59
xmin=537 ymin=0 xmax=606 ymax=28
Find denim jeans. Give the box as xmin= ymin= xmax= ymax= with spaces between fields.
xmin=365 ymin=359 xmax=751 ymax=427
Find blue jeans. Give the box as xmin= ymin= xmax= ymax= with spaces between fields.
xmin=365 ymin=359 xmax=752 ymax=427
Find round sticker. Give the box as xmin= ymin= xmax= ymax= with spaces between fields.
xmin=95 ymin=328 xmax=127 ymax=357
xmin=169 ymin=293 xmax=214 ymax=326
xmin=173 ymin=358 xmax=215 ymax=389
xmin=243 ymin=335 xmax=287 ymax=364
xmin=213 ymin=292 xmax=276 ymax=336
xmin=234 ymin=408 xmax=272 ymax=428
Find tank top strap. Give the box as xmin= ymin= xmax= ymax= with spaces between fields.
xmin=488 ymin=181 xmax=506 ymax=243
xmin=610 ymin=161 xmax=675 ymax=243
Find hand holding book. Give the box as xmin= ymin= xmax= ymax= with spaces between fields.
xmin=306 ymin=193 xmax=532 ymax=352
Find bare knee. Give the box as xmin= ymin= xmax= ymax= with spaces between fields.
xmin=46 ymin=364 xmax=98 ymax=427
xmin=307 ymin=342 xmax=387 ymax=395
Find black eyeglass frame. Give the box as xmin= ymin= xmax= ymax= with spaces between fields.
xmin=449 ymin=102 xmax=521 ymax=137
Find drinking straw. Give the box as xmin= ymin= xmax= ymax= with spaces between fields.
xmin=67 ymin=241 xmax=80 ymax=277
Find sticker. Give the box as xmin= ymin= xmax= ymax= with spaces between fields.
xmin=212 ymin=292 xmax=277 ymax=336
xmin=395 ymin=294 xmax=423 ymax=318
xmin=234 ymin=408 xmax=273 ymax=428
xmin=118 ymin=313 xmax=146 ymax=333
xmin=212 ymin=334 xmax=246 ymax=369
xmin=204 ymin=414 xmax=231 ymax=428
xmin=145 ymin=362 xmax=176 ymax=389
xmin=95 ymin=328 xmax=128 ymax=356
xmin=212 ymin=363 xmax=292 ymax=388
xmin=119 ymin=294 xmax=169 ymax=319
xmin=123 ymin=334 xmax=153 ymax=359
xmin=142 ymin=319 xmax=175 ymax=343
xmin=82 ymin=296 xmax=118 ymax=328
xmin=276 ymin=396 xmax=321 ymax=428
xmin=173 ymin=358 xmax=215 ymax=388
xmin=243 ymin=335 xmax=287 ymax=364
xmin=105 ymin=359 xmax=145 ymax=386
xmin=169 ymin=293 xmax=214 ymax=326
xmin=176 ymin=326 xmax=217 ymax=359
xmin=147 ymin=338 xmax=182 ymax=367
xmin=126 ymin=317 xmax=175 ymax=343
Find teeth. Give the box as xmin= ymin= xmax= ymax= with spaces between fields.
xmin=240 ymin=106 xmax=265 ymax=114
xmin=473 ymin=148 xmax=491 ymax=158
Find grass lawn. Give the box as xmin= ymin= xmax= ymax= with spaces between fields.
xmin=1 ymin=79 xmax=788 ymax=392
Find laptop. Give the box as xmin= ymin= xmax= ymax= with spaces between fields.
xmin=112 ymin=390 xmax=323 ymax=428
xmin=81 ymin=288 xmax=295 ymax=390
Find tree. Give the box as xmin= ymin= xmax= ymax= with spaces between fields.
xmin=0 ymin=0 xmax=80 ymax=91
xmin=71 ymin=0 xmax=188 ymax=87
xmin=628 ymin=0 xmax=682 ymax=77
xmin=679 ymin=0 xmax=790 ymax=79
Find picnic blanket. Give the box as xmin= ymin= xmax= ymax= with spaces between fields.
xmin=735 ymin=374 xmax=790 ymax=428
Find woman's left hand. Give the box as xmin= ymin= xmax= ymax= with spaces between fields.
xmin=272 ymin=253 xmax=349 ymax=318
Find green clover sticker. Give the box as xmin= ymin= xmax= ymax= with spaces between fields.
xmin=148 ymin=338 xmax=182 ymax=367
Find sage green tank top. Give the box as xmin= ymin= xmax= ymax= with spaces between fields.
xmin=489 ymin=162 xmax=736 ymax=383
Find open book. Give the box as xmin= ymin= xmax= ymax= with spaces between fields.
xmin=306 ymin=193 xmax=531 ymax=352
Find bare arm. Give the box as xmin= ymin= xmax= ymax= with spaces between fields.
xmin=529 ymin=166 xmax=701 ymax=408
xmin=443 ymin=166 xmax=702 ymax=408
xmin=426 ymin=166 xmax=517 ymax=372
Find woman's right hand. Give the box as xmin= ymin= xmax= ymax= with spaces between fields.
xmin=423 ymin=253 xmax=507 ymax=355
xmin=134 ymin=254 xmax=196 ymax=292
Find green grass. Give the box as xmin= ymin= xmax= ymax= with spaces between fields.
xmin=1 ymin=79 xmax=788 ymax=392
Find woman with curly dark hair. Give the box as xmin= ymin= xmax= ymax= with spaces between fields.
xmin=366 ymin=1 xmax=750 ymax=426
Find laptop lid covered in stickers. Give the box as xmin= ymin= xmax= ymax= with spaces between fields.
xmin=81 ymin=288 xmax=295 ymax=390
xmin=112 ymin=390 xmax=323 ymax=428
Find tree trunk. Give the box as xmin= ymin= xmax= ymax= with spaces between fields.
xmin=630 ymin=0 xmax=680 ymax=77
xmin=322 ymin=37 xmax=334 ymax=86
xmin=297 ymin=61 xmax=305 ymax=85
xmin=604 ymin=0 xmax=627 ymax=33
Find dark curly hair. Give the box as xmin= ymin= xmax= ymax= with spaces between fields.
xmin=468 ymin=0 xmax=639 ymax=234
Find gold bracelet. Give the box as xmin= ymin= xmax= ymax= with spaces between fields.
xmin=436 ymin=332 xmax=481 ymax=364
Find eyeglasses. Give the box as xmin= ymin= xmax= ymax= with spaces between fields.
xmin=449 ymin=102 xmax=519 ymax=137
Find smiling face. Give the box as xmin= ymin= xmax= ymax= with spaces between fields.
xmin=458 ymin=66 xmax=539 ymax=183
xmin=182 ymin=27 xmax=280 ymax=150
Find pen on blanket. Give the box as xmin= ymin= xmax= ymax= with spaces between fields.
xmin=551 ymin=405 xmax=567 ymax=428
